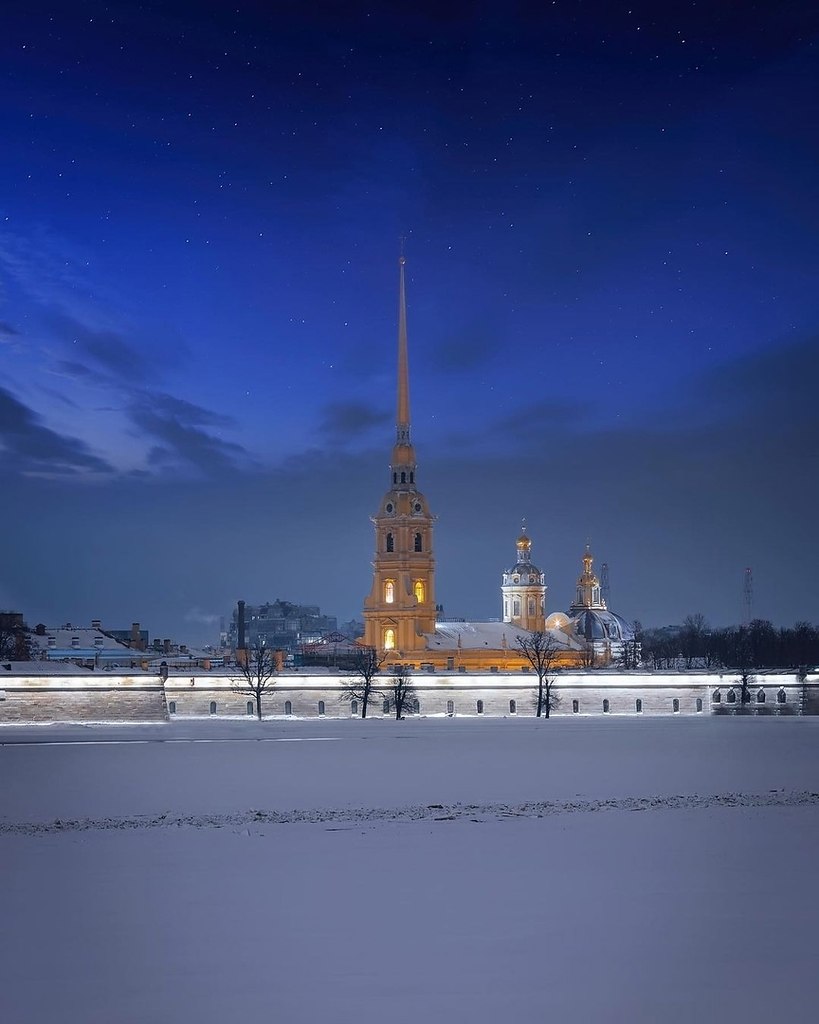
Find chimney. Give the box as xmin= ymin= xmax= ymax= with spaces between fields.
xmin=94 ymin=637 xmax=104 ymax=648
xmin=163 ymin=638 xmax=171 ymax=654
xmin=71 ymin=636 xmax=80 ymax=649
xmin=35 ymin=623 xmax=46 ymax=636
xmin=47 ymin=636 xmax=56 ymax=649
xmin=91 ymin=619 xmax=102 ymax=630
xmin=238 ymin=600 xmax=246 ymax=650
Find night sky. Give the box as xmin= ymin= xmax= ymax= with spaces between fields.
xmin=1 ymin=1 xmax=818 ymax=644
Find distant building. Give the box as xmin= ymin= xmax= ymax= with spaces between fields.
xmin=229 ymin=600 xmax=337 ymax=655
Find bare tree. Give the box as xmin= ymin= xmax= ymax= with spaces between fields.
xmin=515 ymin=630 xmax=562 ymax=718
xmin=386 ymin=666 xmax=418 ymax=720
xmin=231 ymin=638 xmax=277 ymax=720
xmin=339 ymin=644 xmax=384 ymax=718
xmin=0 ymin=612 xmax=32 ymax=661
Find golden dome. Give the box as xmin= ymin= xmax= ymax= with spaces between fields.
xmin=516 ymin=532 xmax=531 ymax=551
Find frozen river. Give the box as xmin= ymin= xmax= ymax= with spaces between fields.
xmin=2 ymin=717 xmax=818 ymax=1023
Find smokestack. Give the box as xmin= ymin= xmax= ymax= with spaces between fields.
xmin=237 ymin=600 xmax=246 ymax=650
xmin=131 ymin=622 xmax=141 ymax=649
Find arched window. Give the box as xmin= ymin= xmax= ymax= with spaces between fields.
xmin=410 ymin=471 xmax=414 ymax=483
xmin=414 ymin=579 xmax=425 ymax=603
xmin=476 ymin=699 xmax=484 ymax=714
xmin=446 ymin=700 xmax=454 ymax=716
xmin=503 ymin=600 xmax=509 ymax=619
xmin=400 ymin=471 xmax=406 ymax=483
xmin=513 ymin=598 xmax=521 ymax=617
xmin=414 ymin=532 xmax=422 ymax=552
xmin=509 ymin=699 xmax=517 ymax=714
xmin=756 ymin=688 xmax=766 ymax=703
xmin=727 ymin=689 xmax=736 ymax=704
xmin=636 ymin=698 xmax=642 ymax=713
xmin=318 ymin=700 xmax=325 ymax=716
xmin=209 ymin=701 xmax=217 ymax=715
xmin=247 ymin=701 xmax=254 ymax=716
xmin=384 ymin=627 xmax=396 ymax=650
xmin=572 ymin=699 xmax=579 ymax=714
xmin=168 ymin=701 xmax=177 ymax=714
xmin=351 ymin=699 xmax=358 ymax=716
xmin=696 ymin=698 xmax=703 ymax=712
xmin=393 ymin=472 xmax=397 ymax=484
xmin=383 ymin=698 xmax=391 ymax=714
xmin=384 ymin=579 xmax=395 ymax=604
xmin=777 ymin=688 xmax=786 ymax=704
xmin=386 ymin=532 xmax=394 ymax=553
xmin=603 ymin=699 xmax=610 ymax=713
xmin=672 ymin=698 xmax=680 ymax=713
xmin=712 ymin=689 xmax=721 ymax=704
xmin=284 ymin=700 xmax=292 ymax=716
xmin=528 ymin=598 xmax=536 ymax=616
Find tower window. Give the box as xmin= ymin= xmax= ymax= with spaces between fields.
xmin=414 ymin=579 xmax=425 ymax=603
xmin=384 ymin=579 xmax=395 ymax=604
xmin=513 ymin=598 xmax=520 ymax=617
xmin=401 ymin=471 xmax=406 ymax=483
xmin=393 ymin=472 xmax=397 ymax=484
xmin=414 ymin=533 xmax=422 ymax=552
xmin=384 ymin=628 xmax=396 ymax=650
xmin=410 ymin=471 xmax=414 ymax=483
xmin=528 ymin=598 xmax=536 ymax=616
xmin=386 ymin=532 xmax=394 ymax=552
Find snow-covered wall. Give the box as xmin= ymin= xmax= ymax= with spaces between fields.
xmin=1 ymin=670 xmax=813 ymax=722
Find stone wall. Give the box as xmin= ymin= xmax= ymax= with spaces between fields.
xmin=0 ymin=670 xmax=813 ymax=723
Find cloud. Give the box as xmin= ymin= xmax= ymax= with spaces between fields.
xmin=48 ymin=312 xmax=149 ymax=382
xmin=130 ymin=392 xmax=251 ymax=473
xmin=318 ymin=400 xmax=390 ymax=443
xmin=0 ymin=386 xmax=113 ymax=475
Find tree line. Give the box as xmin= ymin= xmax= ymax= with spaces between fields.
xmin=637 ymin=615 xmax=819 ymax=674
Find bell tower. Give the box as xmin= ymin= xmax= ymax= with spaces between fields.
xmin=569 ymin=544 xmax=606 ymax=611
xmin=501 ymin=523 xmax=547 ymax=631
xmin=363 ymin=253 xmax=436 ymax=656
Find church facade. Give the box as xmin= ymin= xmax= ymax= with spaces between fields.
xmin=362 ymin=256 xmax=631 ymax=671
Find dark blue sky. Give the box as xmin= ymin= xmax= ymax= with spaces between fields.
xmin=1 ymin=1 xmax=818 ymax=643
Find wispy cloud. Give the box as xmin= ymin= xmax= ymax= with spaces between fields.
xmin=0 ymin=385 xmax=113 ymax=476
xmin=318 ymin=400 xmax=391 ymax=444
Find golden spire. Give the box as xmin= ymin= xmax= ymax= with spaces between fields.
xmin=396 ymin=247 xmax=410 ymax=443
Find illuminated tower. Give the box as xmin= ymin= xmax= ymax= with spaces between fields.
xmin=569 ymin=544 xmax=606 ymax=611
xmin=363 ymin=254 xmax=436 ymax=656
xmin=501 ymin=523 xmax=547 ymax=631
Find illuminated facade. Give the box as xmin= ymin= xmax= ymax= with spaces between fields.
xmin=501 ymin=526 xmax=547 ymax=632
xmin=362 ymin=255 xmax=437 ymax=656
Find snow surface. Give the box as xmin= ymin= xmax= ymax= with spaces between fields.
xmin=2 ymin=717 xmax=819 ymax=1023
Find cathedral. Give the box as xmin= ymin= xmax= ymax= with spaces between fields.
xmin=362 ymin=256 xmax=635 ymax=671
